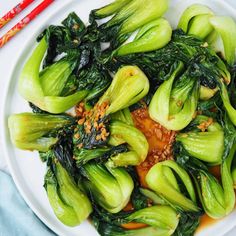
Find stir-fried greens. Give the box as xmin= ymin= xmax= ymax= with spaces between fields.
xmin=8 ymin=0 xmax=236 ymax=235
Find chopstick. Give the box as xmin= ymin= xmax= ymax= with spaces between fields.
xmin=0 ymin=0 xmax=35 ymax=29
xmin=0 ymin=0 xmax=54 ymax=48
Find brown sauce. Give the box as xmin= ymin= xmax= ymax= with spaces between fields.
xmin=131 ymin=106 xmax=176 ymax=187
xmin=209 ymin=165 xmax=221 ymax=180
xmin=197 ymin=214 xmax=220 ymax=232
xmin=130 ymin=108 xmax=233 ymax=232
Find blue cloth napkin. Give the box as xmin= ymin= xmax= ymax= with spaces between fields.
xmin=0 ymin=171 xmax=56 ymax=236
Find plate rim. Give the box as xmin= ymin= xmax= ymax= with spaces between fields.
xmin=1 ymin=1 xmax=236 ymax=236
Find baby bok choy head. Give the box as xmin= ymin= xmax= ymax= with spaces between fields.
xmin=177 ymin=4 xmax=214 ymax=40
xmin=82 ymin=162 xmax=134 ymax=213
xmin=124 ymin=206 xmax=179 ymax=234
xmin=146 ymin=160 xmax=199 ymax=212
xmin=176 ymin=115 xmax=224 ymax=164
xmin=209 ymin=16 xmax=236 ymax=66
xmin=93 ymin=205 xmax=179 ymax=236
xmin=8 ymin=113 xmax=74 ymax=152
xmin=178 ymin=4 xmax=236 ymax=66
xmin=98 ymin=65 xmax=149 ymax=115
xmin=18 ymin=37 xmax=88 ymax=114
xmin=116 ymin=18 xmax=172 ymax=56
xmin=44 ymin=161 xmax=92 ymax=226
xmin=107 ymin=120 xmax=149 ymax=167
xmin=149 ymin=61 xmax=199 ymax=131
xmin=176 ymin=142 xmax=236 ymax=219
xmin=73 ymin=66 xmax=149 ymax=166
xmin=92 ymin=0 xmax=169 ymax=45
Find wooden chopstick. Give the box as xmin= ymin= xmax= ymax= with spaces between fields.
xmin=0 ymin=0 xmax=35 ymax=29
xmin=0 ymin=0 xmax=54 ymax=48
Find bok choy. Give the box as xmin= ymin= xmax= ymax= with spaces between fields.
xmin=18 ymin=38 xmax=88 ymax=114
xmin=8 ymin=113 xmax=74 ymax=151
xmin=116 ymin=18 xmax=172 ymax=56
xmin=178 ymin=4 xmax=214 ymax=39
xmin=44 ymin=161 xmax=92 ymax=226
xmin=82 ymin=162 xmax=134 ymax=213
xmin=149 ymin=61 xmax=199 ymax=130
xmin=92 ymin=0 xmax=169 ymax=45
xmin=176 ymin=115 xmax=224 ymax=164
xmin=107 ymin=120 xmax=149 ymax=167
xmin=92 ymin=204 xmax=179 ymax=236
xmin=146 ymin=160 xmax=199 ymax=212
xmin=176 ymin=143 xmax=236 ymax=219
xmin=209 ymin=16 xmax=236 ymax=66
xmin=98 ymin=65 xmax=149 ymax=115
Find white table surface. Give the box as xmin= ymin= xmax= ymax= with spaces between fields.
xmin=0 ymin=0 xmax=236 ymax=235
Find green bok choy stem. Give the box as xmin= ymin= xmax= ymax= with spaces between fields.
xmin=98 ymin=65 xmax=149 ymax=115
xmin=18 ymin=37 xmax=88 ymax=114
xmin=194 ymin=144 xmax=236 ymax=218
xmin=149 ymin=61 xmax=199 ymax=130
xmin=94 ymin=0 xmax=130 ymax=18
xmin=146 ymin=160 xmax=199 ymax=212
xmin=176 ymin=115 xmax=224 ymax=164
xmin=107 ymin=120 xmax=149 ymax=167
xmin=111 ymin=108 xmax=134 ymax=126
xmin=209 ymin=16 xmax=236 ymax=66
xmin=219 ymin=80 xmax=236 ymax=126
xmin=116 ymin=18 xmax=172 ymax=55
xmin=40 ymin=59 xmax=73 ymax=96
xmin=93 ymin=0 xmax=169 ymax=41
xmin=8 ymin=113 xmax=73 ymax=151
xmin=178 ymin=4 xmax=214 ymax=39
xmin=44 ymin=161 xmax=92 ymax=226
xmin=82 ymin=162 xmax=134 ymax=213
xmin=93 ymin=205 xmax=179 ymax=236
xmin=125 ymin=205 xmax=179 ymax=234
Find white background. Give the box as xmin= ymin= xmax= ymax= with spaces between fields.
xmin=0 ymin=0 xmax=236 ymax=235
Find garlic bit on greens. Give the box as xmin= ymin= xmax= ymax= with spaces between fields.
xmin=72 ymin=65 xmax=149 ymax=167
xmin=7 ymin=0 xmax=236 ymax=236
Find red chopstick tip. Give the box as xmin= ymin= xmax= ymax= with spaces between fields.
xmin=0 ymin=0 xmax=35 ymax=29
xmin=0 ymin=0 xmax=55 ymax=48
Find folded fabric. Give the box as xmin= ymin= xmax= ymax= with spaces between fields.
xmin=0 ymin=171 xmax=56 ymax=236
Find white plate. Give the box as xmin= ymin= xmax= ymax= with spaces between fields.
xmin=2 ymin=0 xmax=236 ymax=236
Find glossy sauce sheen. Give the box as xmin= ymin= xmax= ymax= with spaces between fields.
xmin=120 ymin=107 xmax=175 ymax=230
xmin=132 ymin=107 xmax=176 ymax=187
xmin=198 ymin=214 xmax=219 ymax=232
